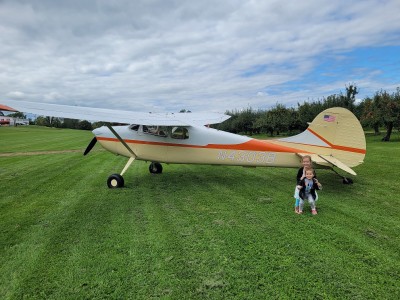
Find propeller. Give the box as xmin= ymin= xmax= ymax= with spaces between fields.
xmin=83 ymin=137 xmax=97 ymax=156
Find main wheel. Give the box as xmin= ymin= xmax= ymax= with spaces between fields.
xmin=149 ymin=162 xmax=163 ymax=174
xmin=107 ymin=174 xmax=124 ymax=188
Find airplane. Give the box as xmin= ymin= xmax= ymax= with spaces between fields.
xmin=1 ymin=100 xmax=366 ymax=188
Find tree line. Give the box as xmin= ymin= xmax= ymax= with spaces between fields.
xmin=6 ymin=85 xmax=400 ymax=141
xmin=215 ymin=85 xmax=400 ymax=141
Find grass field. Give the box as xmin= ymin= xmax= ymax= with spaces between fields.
xmin=1 ymin=126 xmax=399 ymax=299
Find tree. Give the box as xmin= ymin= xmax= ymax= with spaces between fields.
xmin=7 ymin=112 xmax=26 ymax=118
xmin=360 ymin=97 xmax=382 ymax=135
xmin=62 ymin=118 xmax=80 ymax=129
xmin=343 ymin=83 xmax=358 ymax=111
xmin=77 ymin=120 xmax=93 ymax=130
xmin=287 ymin=108 xmax=301 ymax=134
xmin=52 ymin=118 xmax=62 ymax=128
xmin=254 ymin=110 xmax=269 ymax=135
xmin=381 ymin=88 xmax=400 ymax=141
xmin=297 ymin=101 xmax=323 ymax=130
xmin=233 ymin=108 xmax=255 ymax=135
xmin=35 ymin=116 xmax=51 ymax=127
xmin=265 ymin=104 xmax=291 ymax=136
xmin=360 ymin=89 xmax=400 ymax=141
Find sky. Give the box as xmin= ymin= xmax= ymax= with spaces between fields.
xmin=1 ymin=0 xmax=400 ymax=113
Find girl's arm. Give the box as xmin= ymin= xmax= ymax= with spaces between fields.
xmin=296 ymin=168 xmax=303 ymax=182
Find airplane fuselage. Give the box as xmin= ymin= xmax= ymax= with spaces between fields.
xmin=93 ymin=124 xmax=303 ymax=168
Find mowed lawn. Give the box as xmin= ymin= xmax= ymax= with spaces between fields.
xmin=1 ymin=126 xmax=399 ymax=299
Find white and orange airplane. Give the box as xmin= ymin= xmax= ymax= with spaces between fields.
xmin=1 ymin=100 xmax=366 ymax=188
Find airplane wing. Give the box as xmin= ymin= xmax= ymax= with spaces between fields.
xmin=1 ymin=100 xmax=230 ymax=126
xmin=297 ymin=153 xmax=357 ymax=175
xmin=0 ymin=104 xmax=17 ymax=112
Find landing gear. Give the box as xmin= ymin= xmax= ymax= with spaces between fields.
xmin=149 ymin=162 xmax=163 ymax=174
xmin=106 ymin=157 xmax=136 ymax=188
xmin=331 ymin=168 xmax=354 ymax=184
xmin=107 ymin=174 xmax=124 ymax=188
xmin=343 ymin=177 xmax=353 ymax=184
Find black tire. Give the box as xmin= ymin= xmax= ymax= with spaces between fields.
xmin=107 ymin=174 xmax=124 ymax=188
xmin=343 ymin=177 xmax=353 ymax=184
xmin=149 ymin=162 xmax=163 ymax=174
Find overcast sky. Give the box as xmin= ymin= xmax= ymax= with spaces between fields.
xmin=1 ymin=0 xmax=400 ymax=113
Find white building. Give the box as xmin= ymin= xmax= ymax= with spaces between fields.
xmin=0 ymin=111 xmax=29 ymax=126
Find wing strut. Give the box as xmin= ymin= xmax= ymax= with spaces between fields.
xmin=105 ymin=124 xmax=137 ymax=188
xmin=106 ymin=124 xmax=137 ymax=158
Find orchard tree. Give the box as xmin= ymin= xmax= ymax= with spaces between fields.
xmin=381 ymin=88 xmax=400 ymax=141
xmin=360 ymin=96 xmax=382 ymax=135
xmin=297 ymin=101 xmax=323 ymax=130
xmin=265 ymin=104 xmax=291 ymax=136
xmin=361 ymin=89 xmax=400 ymax=141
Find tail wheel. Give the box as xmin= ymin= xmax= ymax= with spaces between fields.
xmin=107 ymin=174 xmax=124 ymax=188
xmin=149 ymin=162 xmax=163 ymax=174
xmin=343 ymin=177 xmax=353 ymax=184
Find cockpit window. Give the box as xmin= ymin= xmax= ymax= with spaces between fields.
xmin=171 ymin=127 xmax=189 ymax=139
xmin=129 ymin=124 xmax=139 ymax=131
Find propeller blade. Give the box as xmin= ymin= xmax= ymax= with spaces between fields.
xmin=83 ymin=137 xmax=97 ymax=156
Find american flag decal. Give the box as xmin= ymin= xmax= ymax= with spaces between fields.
xmin=324 ymin=114 xmax=336 ymax=122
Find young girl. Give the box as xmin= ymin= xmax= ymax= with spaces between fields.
xmin=297 ymin=168 xmax=322 ymax=215
xmin=294 ymin=155 xmax=314 ymax=213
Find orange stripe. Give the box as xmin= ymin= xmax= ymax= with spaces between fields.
xmin=97 ymin=137 xmax=304 ymax=153
xmin=207 ymin=139 xmax=303 ymax=152
xmin=307 ymin=128 xmax=366 ymax=154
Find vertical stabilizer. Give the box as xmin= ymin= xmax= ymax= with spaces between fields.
xmin=277 ymin=107 xmax=366 ymax=169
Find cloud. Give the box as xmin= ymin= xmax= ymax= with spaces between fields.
xmin=7 ymin=91 xmax=25 ymax=99
xmin=1 ymin=0 xmax=400 ymax=113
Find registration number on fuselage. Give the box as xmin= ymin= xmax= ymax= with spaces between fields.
xmin=217 ymin=150 xmax=276 ymax=164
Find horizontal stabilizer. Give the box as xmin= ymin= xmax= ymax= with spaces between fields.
xmin=318 ymin=155 xmax=357 ymax=175
xmin=296 ymin=153 xmax=357 ymax=175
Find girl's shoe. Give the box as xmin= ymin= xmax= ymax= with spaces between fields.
xmin=295 ymin=207 xmax=299 ymax=213
xmin=298 ymin=209 xmax=303 ymax=214
xmin=311 ymin=209 xmax=318 ymax=215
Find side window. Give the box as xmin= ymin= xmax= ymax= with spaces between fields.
xmin=157 ymin=126 xmax=168 ymax=137
xmin=171 ymin=127 xmax=189 ymax=139
xmin=143 ymin=125 xmax=168 ymax=137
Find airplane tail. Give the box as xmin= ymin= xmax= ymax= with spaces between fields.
xmin=277 ymin=107 xmax=366 ymax=175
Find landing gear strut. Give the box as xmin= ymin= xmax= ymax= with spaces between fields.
xmin=331 ymin=168 xmax=353 ymax=184
xmin=106 ymin=157 xmax=136 ymax=188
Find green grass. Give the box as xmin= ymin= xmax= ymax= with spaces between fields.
xmin=1 ymin=126 xmax=399 ymax=299
xmin=0 ymin=125 xmax=93 ymax=152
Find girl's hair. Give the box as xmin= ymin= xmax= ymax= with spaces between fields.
xmin=302 ymin=155 xmax=312 ymax=162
